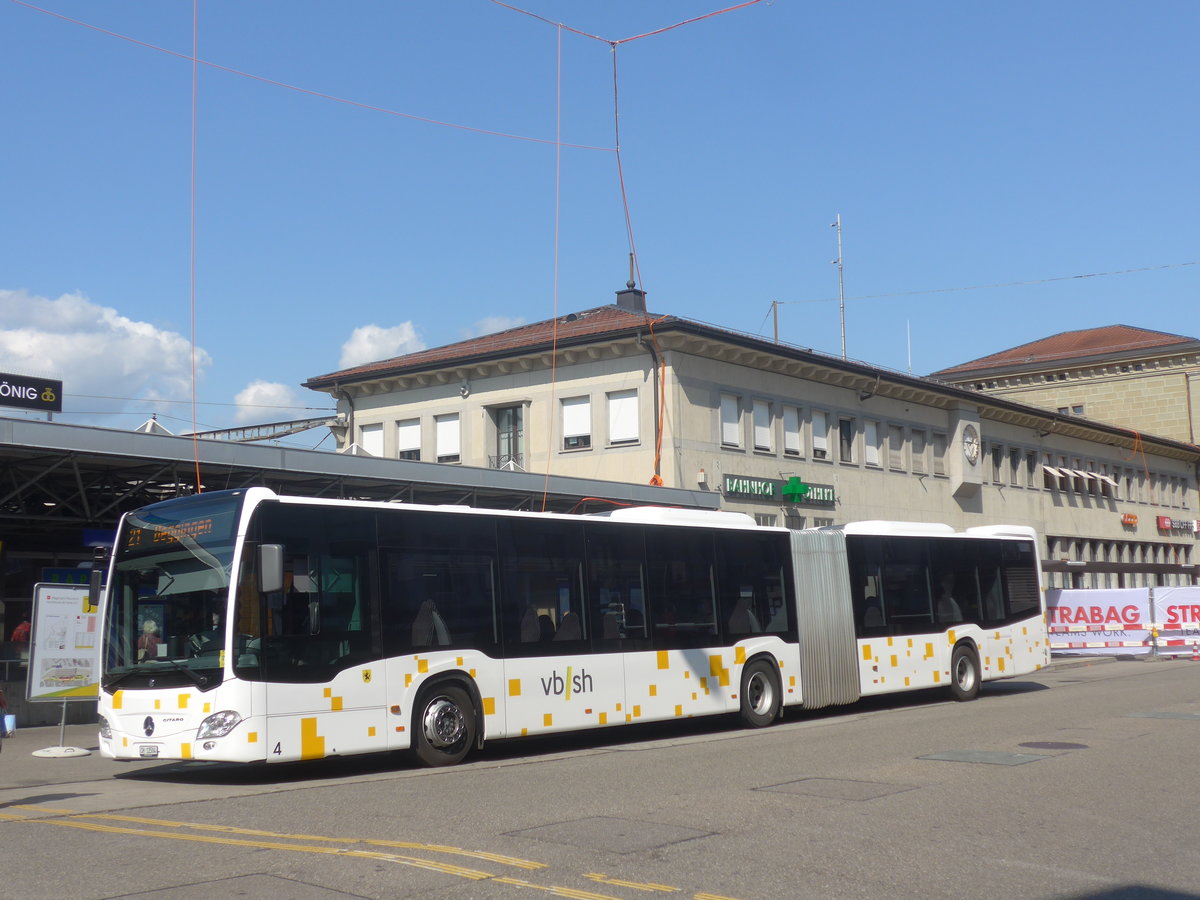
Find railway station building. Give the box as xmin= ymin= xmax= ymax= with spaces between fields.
xmin=304 ymin=287 xmax=1200 ymax=592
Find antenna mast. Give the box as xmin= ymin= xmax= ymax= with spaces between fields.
xmin=832 ymin=214 xmax=846 ymax=359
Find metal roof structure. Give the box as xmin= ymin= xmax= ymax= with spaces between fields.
xmin=0 ymin=416 xmax=719 ymax=553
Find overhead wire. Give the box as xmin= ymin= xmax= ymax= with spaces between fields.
xmin=7 ymin=0 xmax=613 ymax=152
xmin=16 ymin=0 xmax=767 ymax=499
xmin=775 ymin=260 xmax=1200 ymax=307
xmin=190 ymin=0 xmax=201 ymax=492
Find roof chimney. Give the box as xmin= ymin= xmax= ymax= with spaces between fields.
xmin=615 ymin=253 xmax=646 ymax=312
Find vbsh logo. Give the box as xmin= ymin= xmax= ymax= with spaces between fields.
xmin=540 ymin=667 xmax=594 ymax=699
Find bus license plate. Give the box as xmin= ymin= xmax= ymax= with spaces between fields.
xmin=138 ymin=745 xmax=159 ymax=759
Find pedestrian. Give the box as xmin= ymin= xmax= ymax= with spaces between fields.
xmin=11 ymin=617 xmax=30 ymax=643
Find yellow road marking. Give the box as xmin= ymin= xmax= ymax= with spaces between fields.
xmin=584 ymin=872 xmax=679 ymax=891
xmin=22 ymin=817 xmax=495 ymax=880
xmin=10 ymin=808 xmax=742 ymax=899
xmin=70 ymin=813 xmax=545 ymax=869
xmin=492 ymin=878 xmax=620 ymax=899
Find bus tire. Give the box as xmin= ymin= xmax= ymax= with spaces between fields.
xmin=739 ymin=658 xmax=781 ymax=728
xmin=949 ymin=644 xmax=980 ymax=702
xmin=412 ymin=684 xmax=475 ymax=767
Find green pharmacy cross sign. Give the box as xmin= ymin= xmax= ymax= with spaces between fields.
xmin=723 ymin=474 xmax=835 ymax=508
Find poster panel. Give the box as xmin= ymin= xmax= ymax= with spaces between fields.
xmin=26 ymin=583 xmax=100 ymax=701
xmin=1046 ymin=588 xmax=1153 ymax=655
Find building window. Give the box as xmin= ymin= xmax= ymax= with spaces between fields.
xmin=493 ymin=406 xmax=523 ymax=469
xmin=720 ymin=393 xmax=741 ymax=448
xmin=1043 ymin=453 xmax=1061 ymax=490
xmin=812 ymin=411 xmax=829 ymax=460
xmin=812 ymin=517 xmax=835 ymax=527
xmin=435 ymin=413 xmax=461 ymax=463
xmin=562 ymin=396 xmax=592 ymax=450
xmin=1008 ymin=448 xmax=1021 ymax=485
xmin=911 ymin=429 xmax=927 ymax=474
xmin=783 ymin=406 xmax=802 ymax=457
xmin=888 ymin=424 xmax=905 ymax=470
xmin=838 ymin=417 xmax=855 ymax=464
xmin=359 ymin=423 xmax=384 ymax=457
xmin=753 ymin=399 xmax=772 ymax=451
xmin=784 ymin=511 xmax=806 ymax=530
xmin=1026 ymin=450 xmax=1038 ymax=488
xmin=932 ymin=432 xmax=947 ymax=476
xmin=396 ymin=418 xmax=420 ymax=461
xmin=864 ymin=420 xmax=881 ymax=467
xmin=607 ymin=389 xmax=639 ymax=445
xmin=753 ymin=513 xmax=777 ymax=527
xmin=991 ymin=445 xmax=1003 ymax=483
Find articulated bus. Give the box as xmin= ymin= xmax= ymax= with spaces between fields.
xmin=95 ymin=488 xmax=1049 ymax=767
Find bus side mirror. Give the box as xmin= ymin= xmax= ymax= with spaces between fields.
xmin=89 ymin=546 xmax=108 ymax=608
xmin=259 ymin=544 xmax=284 ymax=593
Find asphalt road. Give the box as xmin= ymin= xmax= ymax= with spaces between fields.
xmin=2 ymin=657 xmax=1198 ymax=900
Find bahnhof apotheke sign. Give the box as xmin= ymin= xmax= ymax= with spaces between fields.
xmin=723 ymin=474 xmax=835 ymax=507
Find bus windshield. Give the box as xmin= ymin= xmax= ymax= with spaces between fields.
xmin=101 ymin=490 xmax=246 ymax=691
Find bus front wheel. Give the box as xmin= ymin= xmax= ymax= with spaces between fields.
xmin=739 ymin=659 xmax=781 ymax=728
xmin=412 ymin=684 xmax=475 ymax=767
xmin=949 ymin=645 xmax=980 ymax=702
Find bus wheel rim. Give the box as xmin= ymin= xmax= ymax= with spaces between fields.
xmin=748 ymin=672 xmax=772 ymax=713
xmin=423 ymin=698 xmax=465 ymax=748
xmin=955 ymin=656 xmax=975 ymax=691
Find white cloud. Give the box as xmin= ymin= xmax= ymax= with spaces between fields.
xmin=339 ymin=322 xmax=425 ymax=368
xmin=463 ymin=315 xmax=525 ymax=338
xmin=233 ymin=380 xmax=301 ymax=424
xmin=0 ymin=289 xmax=210 ymax=419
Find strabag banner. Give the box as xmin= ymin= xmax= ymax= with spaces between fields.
xmin=1046 ymin=586 xmax=1200 ymax=655
xmin=1046 ymin=588 xmax=1153 ymax=654
xmin=1151 ymin=586 xmax=1200 ymax=651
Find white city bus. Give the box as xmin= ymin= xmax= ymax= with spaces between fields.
xmin=95 ymin=488 xmax=1049 ymax=766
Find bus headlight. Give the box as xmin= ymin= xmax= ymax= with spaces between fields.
xmin=98 ymin=716 xmax=112 ymax=740
xmin=196 ymin=710 xmax=243 ymax=739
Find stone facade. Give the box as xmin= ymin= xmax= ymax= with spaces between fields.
xmin=932 ymin=325 xmax=1200 ymax=445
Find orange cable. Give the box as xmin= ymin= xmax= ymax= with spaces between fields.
xmin=540 ymin=26 xmax=564 ymax=512
xmin=189 ymin=0 xmax=202 ymax=493
xmin=646 ymin=316 xmax=669 ymax=486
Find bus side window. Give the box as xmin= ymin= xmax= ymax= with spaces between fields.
xmin=646 ymin=529 xmax=717 ymax=649
xmin=715 ymin=531 xmax=792 ymax=639
xmin=585 ymin=524 xmax=649 ymax=649
xmin=499 ymin=518 xmax=586 ymax=654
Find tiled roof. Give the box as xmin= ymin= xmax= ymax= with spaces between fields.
xmin=305 ymin=304 xmax=671 ymax=388
xmin=931 ymin=325 xmax=1198 ymax=378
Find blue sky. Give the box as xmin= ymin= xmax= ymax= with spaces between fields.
xmin=2 ymin=1 xmax=1197 ymax=443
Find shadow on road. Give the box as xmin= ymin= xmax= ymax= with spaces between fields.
xmin=114 ymin=678 xmax=1051 ymax=787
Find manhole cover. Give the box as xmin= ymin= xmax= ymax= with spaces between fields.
xmin=758 ymin=778 xmax=916 ymax=801
xmin=1019 ymin=741 xmax=1089 ymax=750
xmin=919 ymin=750 xmax=1048 ymax=765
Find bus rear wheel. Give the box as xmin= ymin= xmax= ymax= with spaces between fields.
xmin=412 ymin=684 xmax=475 ymax=767
xmin=949 ymin=644 xmax=980 ymax=702
xmin=739 ymin=659 xmax=781 ymax=728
